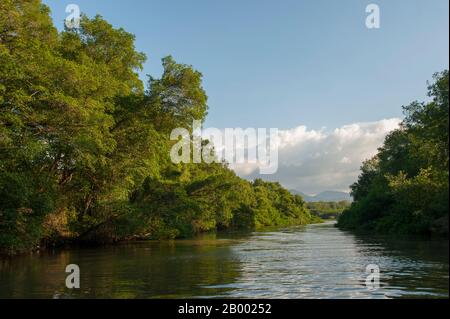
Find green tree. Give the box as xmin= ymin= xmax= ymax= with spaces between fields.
xmin=338 ymin=71 xmax=449 ymax=236
xmin=0 ymin=1 xmax=316 ymax=254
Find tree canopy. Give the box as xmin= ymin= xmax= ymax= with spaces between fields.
xmin=0 ymin=1 xmax=316 ymax=254
xmin=338 ymin=71 xmax=449 ymax=236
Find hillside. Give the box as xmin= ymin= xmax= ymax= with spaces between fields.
xmin=291 ymin=190 xmax=352 ymax=202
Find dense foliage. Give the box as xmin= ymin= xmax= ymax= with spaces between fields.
xmin=0 ymin=1 xmax=315 ymax=254
xmin=307 ymin=201 xmax=350 ymax=220
xmin=338 ymin=71 xmax=449 ymax=236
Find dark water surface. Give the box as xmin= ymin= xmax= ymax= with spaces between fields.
xmin=0 ymin=222 xmax=448 ymax=299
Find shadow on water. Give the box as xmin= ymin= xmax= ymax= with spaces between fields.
xmin=0 ymin=234 xmax=244 ymax=299
xmin=349 ymin=231 xmax=449 ymax=299
xmin=0 ymin=222 xmax=448 ymax=299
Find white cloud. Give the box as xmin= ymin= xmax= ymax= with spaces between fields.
xmin=233 ymin=118 xmax=401 ymax=194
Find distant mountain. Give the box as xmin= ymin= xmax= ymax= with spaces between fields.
xmin=290 ymin=190 xmax=353 ymax=203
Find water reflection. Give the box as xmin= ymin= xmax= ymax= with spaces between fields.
xmin=0 ymin=222 xmax=448 ymax=299
xmin=218 ymin=223 xmax=449 ymax=299
xmin=0 ymin=234 xmax=243 ymax=299
xmin=351 ymin=232 xmax=449 ymax=299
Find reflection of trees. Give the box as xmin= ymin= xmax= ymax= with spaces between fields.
xmin=0 ymin=238 xmax=243 ymax=299
xmin=0 ymin=250 xmax=72 ymax=298
xmin=352 ymin=233 xmax=449 ymax=298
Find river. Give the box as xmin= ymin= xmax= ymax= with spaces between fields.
xmin=0 ymin=222 xmax=448 ymax=299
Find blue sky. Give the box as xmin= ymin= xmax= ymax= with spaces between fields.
xmin=42 ymin=0 xmax=449 ymax=193
xmin=43 ymin=0 xmax=449 ymax=130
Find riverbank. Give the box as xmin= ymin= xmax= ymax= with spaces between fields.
xmin=0 ymin=217 xmax=324 ymax=257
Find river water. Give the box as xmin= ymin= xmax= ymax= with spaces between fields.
xmin=0 ymin=222 xmax=448 ymax=299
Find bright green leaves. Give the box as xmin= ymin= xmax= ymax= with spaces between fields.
xmin=131 ymin=168 xmax=316 ymax=240
xmin=0 ymin=1 xmax=314 ymax=253
xmin=147 ymin=56 xmax=209 ymax=133
xmin=339 ymin=71 xmax=449 ymax=235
